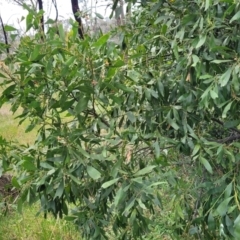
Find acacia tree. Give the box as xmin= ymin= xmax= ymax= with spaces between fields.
xmin=1 ymin=0 xmax=240 ymax=239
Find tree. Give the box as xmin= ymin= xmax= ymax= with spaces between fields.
xmin=1 ymin=0 xmax=240 ymax=239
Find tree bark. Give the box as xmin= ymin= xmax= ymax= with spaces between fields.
xmin=71 ymin=0 xmax=84 ymax=39
xmin=37 ymin=0 xmax=44 ymax=34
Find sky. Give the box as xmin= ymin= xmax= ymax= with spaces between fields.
xmin=0 ymin=0 xmax=114 ymax=29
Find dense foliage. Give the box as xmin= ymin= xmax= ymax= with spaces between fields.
xmin=1 ymin=0 xmax=240 ymax=239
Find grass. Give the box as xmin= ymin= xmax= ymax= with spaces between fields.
xmin=0 ymin=105 xmax=37 ymax=145
xmin=0 ymin=205 xmax=80 ymax=240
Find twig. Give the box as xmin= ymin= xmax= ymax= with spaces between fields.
xmin=217 ymin=134 xmax=240 ymax=144
xmin=211 ymin=117 xmax=240 ymax=134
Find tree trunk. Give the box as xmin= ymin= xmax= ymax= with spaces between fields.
xmin=119 ymin=0 xmax=125 ymax=25
xmin=37 ymin=0 xmax=44 ymax=34
xmin=71 ymin=0 xmax=84 ymax=39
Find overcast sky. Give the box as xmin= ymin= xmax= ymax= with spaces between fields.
xmin=0 ymin=0 xmax=113 ymax=28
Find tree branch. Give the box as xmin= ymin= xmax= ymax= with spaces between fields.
xmin=211 ymin=118 xmax=240 ymax=134
xmin=217 ymin=134 xmax=240 ymax=144
xmin=52 ymin=0 xmax=58 ymax=22
xmin=0 ymin=14 xmax=9 ymax=54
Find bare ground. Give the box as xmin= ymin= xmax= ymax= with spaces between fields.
xmin=0 ymin=175 xmax=18 ymax=200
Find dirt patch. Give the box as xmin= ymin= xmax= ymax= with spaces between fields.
xmin=0 ymin=105 xmax=11 ymax=116
xmin=0 ymin=175 xmax=18 ymax=200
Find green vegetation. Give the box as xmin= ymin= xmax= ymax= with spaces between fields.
xmin=0 ymin=205 xmax=79 ymax=240
xmin=0 ymin=106 xmax=36 ymax=145
xmin=1 ymin=0 xmax=240 ymax=239
xmin=0 ymin=102 xmax=80 ymax=239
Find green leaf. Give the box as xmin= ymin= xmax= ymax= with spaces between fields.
xmin=25 ymin=123 xmax=36 ymax=133
xmin=101 ymin=178 xmax=120 ymax=189
xmin=207 ymin=212 xmax=215 ymax=230
xmin=196 ymin=35 xmax=206 ymax=49
xmin=230 ymin=11 xmax=240 ymax=23
xmin=26 ymin=13 xmax=33 ymax=31
xmin=65 ymin=56 xmax=76 ymax=66
xmin=216 ymin=197 xmax=233 ymax=216
xmin=224 ymin=120 xmax=240 ymax=129
xmin=47 ymin=169 xmax=56 ymax=176
xmin=95 ymin=12 xmax=104 ymax=19
xmin=68 ymin=174 xmax=81 ymax=185
xmin=22 ymin=159 xmax=36 ymax=171
xmin=11 ymin=176 xmax=20 ymax=188
xmin=157 ymin=79 xmax=164 ymax=96
xmin=114 ymin=187 xmax=125 ymax=207
xmin=58 ymin=24 xmax=65 ymax=42
xmin=112 ymin=59 xmax=125 ymax=68
xmin=210 ymin=90 xmax=218 ymax=99
xmin=40 ymin=162 xmax=54 ymax=169
xmin=192 ymin=144 xmax=200 ymax=157
xmin=137 ymin=199 xmax=147 ymax=210
xmin=106 ymin=68 xmax=117 ymax=79
xmin=17 ymin=198 xmax=23 ymax=214
xmin=199 ymin=74 xmax=213 ymax=79
xmin=161 ymin=24 xmax=168 ymax=34
xmin=204 ymin=0 xmax=210 ymax=11
xmin=74 ymin=97 xmax=89 ymax=114
xmin=219 ymin=68 xmax=232 ymax=87
xmin=29 ymin=45 xmax=41 ymax=61
xmin=114 ymin=83 xmax=134 ymax=93
xmin=92 ymin=34 xmax=110 ymax=48
xmin=4 ymin=25 xmax=17 ymax=31
xmin=211 ymin=59 xmax=232 ymax=64
xmin=167 ymin=118 xmax=179 ymax=130
xmin=225 ymin=182 xmax=232 ymax=199
xmin=148 ymin=181 xmax=167 ymax=188
xmin=200 ymin=156 xmax=213 ymax=174
xmin=234 ymin=214 xmax=240 ymax=239
xmin=192 ymin=55 xmax=200 ymax=67
xmin=222 ymin=101 xmax=233 ymax=118
xmin=127 ymin=70 xmax=141 ymax=82
xmin=126 ymin=112 xmax=136 ymax=123
xmin=133 ymin=165 xmax=156 ymax=177
xmin=54 ymin=180 xmax=64 ymax=199
xmin=87 ymin=166 xmax=101 ymax=180
xmin=152 ymin=141 xmax=160 ymax=158
xmin=45 ymin=18 xmax=56 ymax=24
xmin=123 ymin=197 xmax=135 ymax=216
xmin=225 ymin=149 xmax=235 ymax=162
